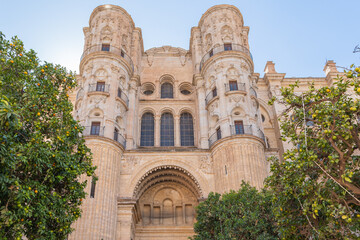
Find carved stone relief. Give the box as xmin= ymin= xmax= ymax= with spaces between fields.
xmin=221 ymin=25 xmax=233 ymax=42
xmin=120 ymin=156 xmax=140 ymax=174
xmin=199 ymin=156 xmax=214 ymax=174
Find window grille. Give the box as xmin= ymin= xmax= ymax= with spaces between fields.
xmin=216 ymin=127 xmax=221 ymax=140
xmin=234 ymin=120 xmax=244 ymax=134
xmin=101 ymin=44 xmax=110 ymax=51
xmin=224 ymin=43 xmax=232 ymax=51
xmin=91 ymin=122 xmax=100 ymax=135
xmin=90 ymin=179 xmax=96 ymax=198
xmin=212 ymin=87 xmax=217 ymax=97
xmin=161 ymin=113 xmax=174 ymax=146
xmin=180 ymin=113 xmax=194 ymax=146
xmin=114 ymin=128 xmax=119 ymax=142
xmin=96 ymin=82 xmax=105 ymax=92
xmin=161 ymin=82 xmax=173 ymax=98
xmin=229 ymin=81 xmax=238 ymax=91
xmin=140 ymin=113 xmax=154 ymax=146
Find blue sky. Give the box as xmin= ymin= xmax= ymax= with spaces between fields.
xmin=0 ymin=0 xmax=359 ymax=77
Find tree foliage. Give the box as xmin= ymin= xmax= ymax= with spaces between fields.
xmin=191 ymin=182 xmax=278 ymax=240
xmin=0 ymin=33 xmax=96 ymax=239
xmin=266 ymin=66 xmax=360 ymax=239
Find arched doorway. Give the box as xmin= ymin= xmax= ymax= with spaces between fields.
xmin=133 ymin=165 xmax=203 ymax=239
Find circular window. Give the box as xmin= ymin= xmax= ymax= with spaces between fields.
xmin=179 ymin=83 xmax=192 ymax=95
xmin=141 ymin=83 xmax=155 ymax=96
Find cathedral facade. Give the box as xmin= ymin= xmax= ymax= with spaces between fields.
xmin=69 ymin=4 xmax=341 ymax=240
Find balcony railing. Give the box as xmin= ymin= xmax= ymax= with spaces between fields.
xmin=117 ymin=90 xmax=129 ymax=107
xmin=80 ymin=44 xmax=134 ymax=72
xmin=249 ymin=87 xmax=257 ymax=98
xmin=83 ymin=126 xmax=105 ymax=137
xmin=209 ymin=125 xmax=266 ymax=147
xmin=200 ymin=43 xmax=252 ymax=70
xmin=224 ymin=83 xmax=246 ymax=93
xmin=88 ymin=84 xmax=110 ymax=93
xmin=208 ymin=130 xmax=222 ymax=147
xmin=82 ymin=126 xmax=126 ymax=148
xmin=114 ymin=131 xmax=126 ymax=148
xmin=230 ymin=125 xmax=265 ymax=142
xmin=205 ymin=90 xmax=217 ymax=105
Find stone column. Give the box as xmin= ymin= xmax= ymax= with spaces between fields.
xmin=193 ymin=74 xmax=209 ymax=148
xmin=174 ymin=114 xmax=180 ymax=146
xmin=125 ymin=76 xmax=140 ymax=149
xmin=116 ymin=199 xmax=138 ymax=240
xmin=155 ymin=115 xmax=160 ymax=147
xmin=215 ymin=71 xmax=231 ymax=138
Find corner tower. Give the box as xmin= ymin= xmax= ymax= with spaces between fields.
xmin=70 ymin=5 xmax=142 ymax=240
xmin=191 ymin=5 xmax=268 ymax=192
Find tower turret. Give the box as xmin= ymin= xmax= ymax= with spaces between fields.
xmin=70 ymin=5 xmax=142 ymax=240
xmin=192 ymin=5 xmax=267 ymax=193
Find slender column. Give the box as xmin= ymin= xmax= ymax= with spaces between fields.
xmin=125 ymin=76 xmax=140 ymax=149
xmin=215 ymin=71 xmax=231 ymax=137
xmin=155 ymin=115 xmax=160 ymax=147
xmin=174 ymin=115 xmax=180 ymax=147
xmin=194 ymin=74 xmax=209 ymax=148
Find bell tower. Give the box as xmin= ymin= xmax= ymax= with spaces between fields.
xmin=191 ymin=5 xmax=268 ymax=193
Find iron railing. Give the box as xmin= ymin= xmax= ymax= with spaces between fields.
xmin=205 ymin=90 xmax=218 ymax=105
xmin=117 ymin=90 xmax=129 ymax=107
xmin=113 ymin=131 xmax=126 ymax=148
xmin=224 ymin=82 xmax=246 ymax=93
xmin=83 ymin=126 xmax=105 ymax=137
xmin=249 ymin=87 xmax=257 ymax=98
xmin=209 ymin=125 xmax=266 ymax=147
xmin=88 ymin=83 xmax=110 ymax=93
xmin=230 ymin=125 xmax=265 ymax=142
xmin=200 ymin=43 xmax=252 ymax=70
xmin=208 ymin=130 xmax=222 ymax=147
xmin=81 ymin=44 xmax=134 ymax=72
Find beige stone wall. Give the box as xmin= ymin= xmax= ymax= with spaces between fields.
xmin=69 ymin=138 xmax=123 ymax=240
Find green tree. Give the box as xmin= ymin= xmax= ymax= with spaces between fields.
xmin=0 ymin=33 xmax=96 ymax=239
xmin=266 ymin=66 xmax=360 ymax=239
xmin=191 ymin=182 xmax=278 ymax=240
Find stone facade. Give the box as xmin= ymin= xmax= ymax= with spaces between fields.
xmin=69 ymin=4 xmax=342 ymax=240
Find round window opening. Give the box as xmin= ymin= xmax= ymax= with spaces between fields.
xmin=141 ymin=83 xmax=155 ymax=96
xmin=94 ymin=112 xmax=101 ymax=117
xmin=179 ymin=84 xmax=192 ymax=95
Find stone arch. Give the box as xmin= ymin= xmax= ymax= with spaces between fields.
xmin=129 ymin=160 xmax=208 ymax=199
xmin=159 ymin=74 xmax=175 ymax=84
xmin=178 ymin=107 xmax=196 ymax=118
xmin=159 ymin=107 xmax=176 ymax=116
xmin=139 ymin=107 xmax=156 ymax=117
xmin=89 ymin=107 xmax=104 ymax=118
xmin=258 ymin=98 xmax=275 ymax=121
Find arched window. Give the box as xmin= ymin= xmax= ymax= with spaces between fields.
xmin=161 ymin=82 xmax=173 ymax=98
xmin=161 ymin=113 xmax=174 ymax=146
xmin=140 ymin=113 xmax=154 ymax=146
xmin=180 ymin=112 xmax=194 ymax=146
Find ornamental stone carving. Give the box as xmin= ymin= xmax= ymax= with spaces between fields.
xmin=199 ymin=156 xmax=214 ymax=174
xmin=121 ymin=156 xmax=140 ymax=174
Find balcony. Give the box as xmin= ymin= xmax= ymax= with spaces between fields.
xmin=80 ymin=44 xmax=134 ymax=72
xmin=208 ymin=125 xmax=265 ymax=147
xmin=116 ymin=89 xmax=129 ymax=108
xmin=205 ymin=89 xmax=218 ymax=106
xmin=88 ymin=83 xmax=110 ymax=93
xmin=113 ymin=131 xmax=126 ymax=148
xmin=224 ymin=82 xmax=246 ymax=94
xmin=82 ymin=126 xmax=126 ymax=148
xmin=83 ymin=126 xmax=105 ymax=137
xmin=200 ymin=43 xmax=252 ymax=71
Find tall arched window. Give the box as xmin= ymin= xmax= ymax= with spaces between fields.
xmin=180 ymin=112 xmax=194 ymax=146
xmin=140 ymin=112 xmax=154 ymax=146
xmin=161 ymin=113 xmax=174 ymax=146
xmin=161 ymin=82 xmax=173 ymax=98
